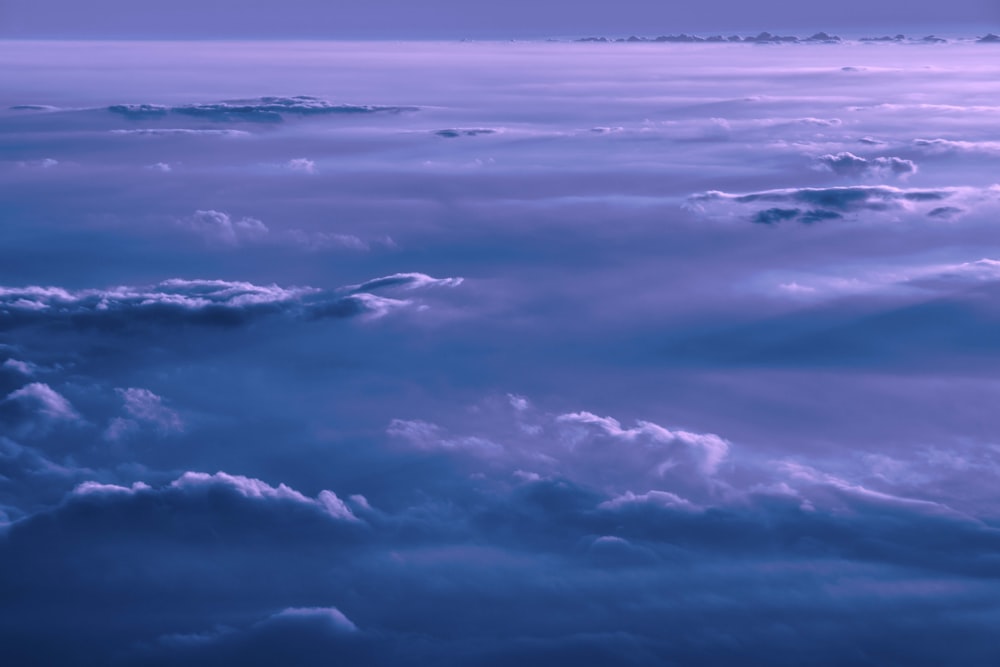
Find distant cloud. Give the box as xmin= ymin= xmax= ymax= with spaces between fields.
xmin=0 ymin=382 xmax=80 ymax=437
xmin=764 ymin=257 xmax=1000 ymax=301
xmin=687 ymin=184 xmax=991 ymax=224
xmin=287 ymin=158 xmax=317 ymax=174
xmin=1 ymin=358 xmax=36 ymax=377
xmin=110 ymin=128 xmax=250 ymax=137
xmin=16 ymin=158 xmax=58 ymax=169
xmin=388 ymin=397 xmax=730 ymax=496
xmin=347 ymin=272 xmax=465 ymax=292
xmin=109 ymin=96 xmax=418 ymax=123
xmin=104 ymin=387 xmax=183 ymax=442
xmin=0 ymin=274 xmax=462 ymax=332
xmin=816 ymin=152 xmax=917 ymax=178
xmin=913 ymin=138 xmax=1000 ymax=156
xmin=181 ymin=210 xmax=269 ymax=246
xmin=434 ymin=128 xmax=498 ymax=138
xmin=176 ymin=209 xmax=370 ymax=251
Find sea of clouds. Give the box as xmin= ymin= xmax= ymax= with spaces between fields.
xmin=3 ymin=38 xmax=1000 ymax=665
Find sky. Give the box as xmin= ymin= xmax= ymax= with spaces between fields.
xmin=4 ymin=13 xmax=1000 ymax=667
xmin=0 ymin=0 xmax=998 ymax=38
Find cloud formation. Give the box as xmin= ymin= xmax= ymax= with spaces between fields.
xmin=0 ymin=274 xmax=462 ymax=332
xmin=176 ymin=210 xmax=369 ymax=251
xmin=687 ymin=185 xmax=994 ymax=224
xmin=0 ymin=382 xmax=80 ymax=437
xmin=104 ymin=387 xmax=183 ymax=442
xmin=815 ymin=152 xmax=917 ymax=178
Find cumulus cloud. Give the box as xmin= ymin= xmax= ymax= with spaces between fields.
xmin=388 ymin=398 xmax=730 ymax=497
xmin=0 ymin=274 xmax=462 ymax=332
xmin=62 ymin=471 xmax=363 ymax=527
xmin=815 ymin=152 xmax=917 ymax=178
xmin=556 ymin=411 xmax=728 ymax=475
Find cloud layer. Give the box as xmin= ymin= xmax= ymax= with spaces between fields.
xmin=4 ymin=38 xmax=1000 ymax=666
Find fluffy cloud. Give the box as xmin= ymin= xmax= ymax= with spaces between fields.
xmin=388 ymin=399 xmax=730 ymax=497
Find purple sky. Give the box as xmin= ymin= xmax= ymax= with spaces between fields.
xmin=1 ymin=0 xmax=997 ymax=38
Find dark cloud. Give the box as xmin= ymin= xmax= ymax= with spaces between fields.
xmin=110 ymin=128 xmax=250 ymax=137
xmin=689 ymin=185 xmax=972 ymax=224
xmin=435 ymin=128 xmax=498 ymax=138
xmin=4 ymin=446 xmax=1000 ymax=666
xmin=109 ymin=96 xmax=419 ymax=123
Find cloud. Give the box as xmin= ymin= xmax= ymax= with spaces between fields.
xmin=104 ymin=387 xmax=183 ymax=442
xmin=766 ymin=257 xmax=1000 ymax=301
xmin=687 ymin=185 xmax=991 ymax=224
xmin=286 ymin=158 xmax=316 ymax=174
xmin=1 ymin=358 xmax=36 ymax=377
xmin=348 ymin=272 xmax=465 ymax=292
xmin=0 ymin=383 xmax=80 ymax=436
xmin=434 ymin=128 xmax=498 ymax=138
xmin=110 ymin=128 xmax=250 ymax=137
xmin=176 ymin=210 xmax=370 ymax=251
xmin=181 ymin=210 xmax=269 ymax=246
xmin=913 ymin=138 xmax=1000 ymax=156
xmin=387 ymin=399 xmax=730 ymax=496
xmin=388 ymin=418 xmax=504 ymax=453
xmin=816 ymin=152 xmax=917 ymax=178
xmin=19 ymin=158 xmax=59 ymax=169
xmin=109 ymin=96 xmax=418 ymax=123
xmin=556 ymin=411 xmax=729 ymax=475
xmin=0 ymin=274 xmax=462 ymax=332
xmin=266 ymin=606 xmax=358 ymax=633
